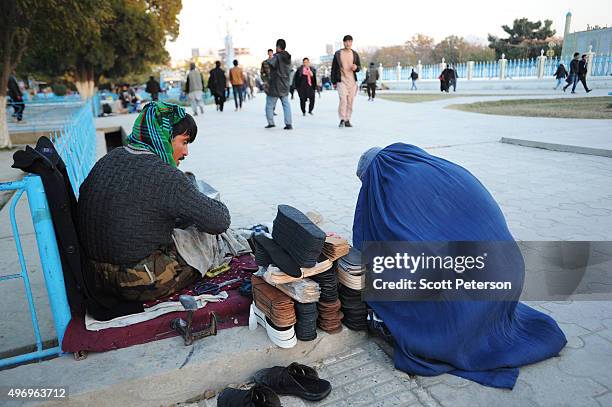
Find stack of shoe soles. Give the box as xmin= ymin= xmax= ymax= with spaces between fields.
xmin=317 ymin=299 xmax=343 ymax=333
xmin=254 ymin=234 xmax=302 ymax=277
xmin=272 ymin=205 xmax=326 ymax=268
xmin=252 ymin=276 xmax=296 ymax=328
xmin=249 ymin=302 xmax=297 ymax=349
xmin=322 ymin=235 xmax=350 ymax=261
xmin=218 ymin=362 xmax=332 ymax=406
xmin=262 ymin=272 xmax=321 ymax=303
xmin=263 ymin=261 xmax=332 ymax=284
xmin=337 ymin=247 xmax=365 ymax=290
xmin=338 ymin=284 xmax=368 ymax=331
xmin=294 ymin=302 xmax=318 ymax=341
xmin=310 ymin=263 xmax=338 ymax=302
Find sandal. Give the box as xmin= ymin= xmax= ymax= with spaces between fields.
xmin=253 ymin=362 xmax=331 ymax=401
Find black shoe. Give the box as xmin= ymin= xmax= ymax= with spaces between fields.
xmin=284 ymin=125 xmax=293 ymax=130
xmin=308 ymin=112 xmax=313 ymax=115
xmin=302 ymin=112 xmax=306 ymax=116
xmin=571 ymin=91 xmax=576 ymax=94
xmin=217 ymin=384 xmax=281 ymax=407
xmin=344 ymin=121 xmax=352 ymax=128
xmin=265 ymin=124 xmax=275 ymax=129
xmin=254 ymin=362 xmax=332 ymax=401
xmin=586 ymin=89 xmax=592 ymax=93
xmin=338 ymin=120 xmax=345 ymax=128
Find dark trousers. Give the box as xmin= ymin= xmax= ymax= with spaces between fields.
xmin=299 ymin=90 xmax=315 ymax=114
xmin=11 ymin=101 xmax=25 ymax=121
xmin=214 ymin=94 xmax=225 ymax=111
xmin=578 ymin=75 xmax=589 ymax=92
xmin=367 ymin=83 xmax=376 ymax=99
xmin=232 ymin=85 xmax=243 ymax=108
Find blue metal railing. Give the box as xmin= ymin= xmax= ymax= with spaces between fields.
xmin=376 ymin=53 xmax=612 ymax=81
xmin=0 ymin=99 xmax=96 ymax=368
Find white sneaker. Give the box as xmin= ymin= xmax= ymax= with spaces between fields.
xmin=249 ymin=303 xmax=297 ymax=348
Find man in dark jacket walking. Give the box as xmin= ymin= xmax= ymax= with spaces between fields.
xmin=145 ymin=76 xmax=161 ymax=101
xmin=8 ymin=72 xmax=25 ymax=122
xmin=331 ymin=35 xmax=361 ymax=128
xmin=293 ymin=57 xmax=317 ymax=115
xmin=365 ymin=62 xmax=379 ymax=101
xmin=440 ymin=65 xmax=453 ymax=92
xmin=563 ymin=53 xmax=581 ymax=93
xmin=577 ymin=54 xmax=592 ymax=93
xmin=265 ymin=39 xmax=293 ymax=130
xmin=208 ymin=61 xmax=227 ymax=112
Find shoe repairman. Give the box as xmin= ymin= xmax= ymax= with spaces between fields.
xmin=77 ymin=101 xmax=231 ymax=305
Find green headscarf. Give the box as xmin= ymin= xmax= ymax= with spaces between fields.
xmin=127 ymin=101 xmax=186 ymax=167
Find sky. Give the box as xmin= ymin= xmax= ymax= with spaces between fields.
xmin=167 ymin=0 xmax=612 ymax=62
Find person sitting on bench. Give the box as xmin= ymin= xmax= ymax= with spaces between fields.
xmin=77 ymin=101 xmax=231 ymax=303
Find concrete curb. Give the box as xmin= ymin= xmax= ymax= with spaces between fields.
xmin=0 ymin=325 xmax=366 ymax=407
xmin=501 ymin=137 xmax=612 ymax=158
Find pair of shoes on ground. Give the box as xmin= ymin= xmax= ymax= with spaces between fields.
xmin=218 ymin=362 xmax=332 ymax=406
xmin=338 ymin=120 xmax=353 ymax=128
xmin=265 ymin=124 xmax=293 ymax=130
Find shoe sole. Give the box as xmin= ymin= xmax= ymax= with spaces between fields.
xmin=250 ymin=303 xmax=297 ymax=348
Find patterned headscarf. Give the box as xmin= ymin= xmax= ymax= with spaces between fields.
xmin=127 ymin=101 xmax=186 ymax=167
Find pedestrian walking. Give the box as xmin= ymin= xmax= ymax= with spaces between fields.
xmin=293 ymin=57 xmax=317 ymax=115
xmin=229 ymin=60 xmax=245 ymax=110
xmin=145 ymin=76 xmax=161 ymax=101
xmin=563 ymin=53 xmax=580 ymax=93
xmin=208 ymin=61 xmax=227 ymax=112
xmin=410 ymin=69 xmax=418 ymax=90
xmin=553 ymin=63 xmax=568 ymax=90
xmin=185 ymin=62 xmax=205 ymax=115
xmin=7 ymin=72 xmax=25 ymax=122
xmin=365 ymin=62 xmax=379 ymax=101
xmin=331 ymin=35 xmax=361 ymax=128
xmin=577 ymin=54 xmax=592 ymax=93
xmin=264 ymin=39 xmax=293 ymax=130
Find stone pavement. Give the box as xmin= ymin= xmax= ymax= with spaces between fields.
xmin=1 ymin=87 xmax=611 ymax=405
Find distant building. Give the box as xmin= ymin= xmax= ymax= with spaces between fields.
xmin=219 ymin=46 xmax=258 ymax=68
xmin=561 ymin=12 xmax=612 ymax=58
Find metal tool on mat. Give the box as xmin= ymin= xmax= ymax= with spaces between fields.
xmin=171 ymin=295 xmax=218 ymax=346
xmin=194 ymin=277 xmax=242 ymax=295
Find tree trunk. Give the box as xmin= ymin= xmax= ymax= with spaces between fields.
xmin=0 ymin=95 xmax=12 ymax=149
xmin=75 ymin=65 xmax=96 ymax=99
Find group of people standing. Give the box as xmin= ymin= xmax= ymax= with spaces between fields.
xmin=556 ymin=52 xmax=592 ymax=93
xmin=257 ymin=35 xmax=362 ymax=129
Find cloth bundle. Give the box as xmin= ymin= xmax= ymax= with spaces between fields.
xmin=322 ymin=235 xmax=350 ymax=261
xmin=338 ymin=284 xmax=368 ymax=331
xmin=262 ymin=271 xmax=320 ymax=303
xmin=317 ymin=299 xmax=343 ymax=333
xmin=272 ymin=205 xmax=326 ymax=268
xmin=294 ymin=302 xmax=318 ymax=341
xmin=263 ymin=261 xmax=332 ymax=284
xmin=309 ymin=263 xmax=339 ymax=302
xmin=254 ymin=235 xmax=302 ymax=277
xmin=252 ymin=276 xmax=296 ymax=328
xmin=337 ymin=247 xmax=365 ymax=290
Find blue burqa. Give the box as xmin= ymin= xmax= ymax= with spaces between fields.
xmin=353 ymin=143 xmax=566 ymax=389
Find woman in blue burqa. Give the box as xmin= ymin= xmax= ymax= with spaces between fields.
xmin=353 ymin=143 xmax=566 ymax=389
